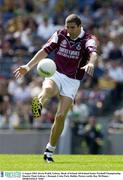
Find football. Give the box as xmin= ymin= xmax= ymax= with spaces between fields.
xmin=37 ymin=58 xmax=56 ymax=77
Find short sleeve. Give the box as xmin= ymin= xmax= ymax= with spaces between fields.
xmin=42 ymin=32 xmax=58 ymax=54
xmin=85 ymin=37 xmax=97 ymax=53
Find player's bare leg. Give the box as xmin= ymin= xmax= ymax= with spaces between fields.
xmin=32 ymin=80 xmax=59 ymax=118
xmin=44 ymin=96 xmax=72 ymax=162
xmin=50 ymin=96 xmax=72 ymax=145
xmin=38 ymin=80 xmax=59 ymax=105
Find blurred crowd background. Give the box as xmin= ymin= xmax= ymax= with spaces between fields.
xmin=0 ymin=0 xmax=123 ymax=154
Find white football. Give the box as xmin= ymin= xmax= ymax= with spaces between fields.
xmin=37 ymin=58 xmax=56 ymax=77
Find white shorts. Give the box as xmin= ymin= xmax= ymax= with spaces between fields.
xmin=43 ymin=71 xmax=80 ymax=100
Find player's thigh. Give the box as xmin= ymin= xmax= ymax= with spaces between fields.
xmin=56 ymin=96 xmax=73 ymax=117
xmin=42 ymin=79 xmax=59 ymax=97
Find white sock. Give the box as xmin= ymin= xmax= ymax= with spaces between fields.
xmin=46 ymin=142 xmax=56 ymax=152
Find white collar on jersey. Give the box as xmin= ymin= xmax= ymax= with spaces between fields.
xmin=67 ymin=27 xmax=85 ymax=40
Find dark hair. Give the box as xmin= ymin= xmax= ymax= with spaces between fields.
xmin=65 ymin=14 xmax=82 ymax=26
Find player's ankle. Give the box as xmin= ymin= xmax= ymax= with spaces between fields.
xmin=39 ymin=102 xmax=42 ymax=109
xmin=46 ymin=142 xmax=56 ymax=153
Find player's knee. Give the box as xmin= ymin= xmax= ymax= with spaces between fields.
xmin=44 ymin=86 xmax=54 ymax=95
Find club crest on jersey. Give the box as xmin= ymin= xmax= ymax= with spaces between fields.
xmin=76 ymin=43 xmax=81 ymax=50
xmin=60 ymin=40 xmax=67 ymax=47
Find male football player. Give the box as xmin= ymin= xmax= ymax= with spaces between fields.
xmin=14 ymin=14 xmax=98 ymax=162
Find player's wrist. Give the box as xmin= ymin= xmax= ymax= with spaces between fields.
xmin=24 ymin=65 xmax=30 ymax=71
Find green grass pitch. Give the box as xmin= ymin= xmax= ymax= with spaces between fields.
xmin=0 ymin=155 xmax=123 ymax=171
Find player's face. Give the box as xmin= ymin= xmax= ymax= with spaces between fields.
xmin=65 ymin=22 xmax=81 ymax=39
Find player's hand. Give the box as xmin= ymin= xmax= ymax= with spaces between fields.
xmin=81 ymin=63 xmax=94 ymax=76
xmin=13 ymin=65 xmax=30 ymax=79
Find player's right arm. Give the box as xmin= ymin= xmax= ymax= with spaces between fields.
xmin=14 ymin=49 xmax=48 ymax=79
xmin=14 ymin=31 xmax=58 ymax=79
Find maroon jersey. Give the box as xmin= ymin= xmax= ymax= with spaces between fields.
xmin=42 ymin=28 xmax=97 ymax=80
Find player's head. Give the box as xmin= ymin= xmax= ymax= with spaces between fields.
xmin=65 ymin=14 xmax=82 ymax=39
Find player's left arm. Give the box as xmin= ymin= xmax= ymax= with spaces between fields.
xmin=81 ymin=36 xmax=98 ymax=76
xmin=81 ymin=52 xmax=97 ymax=76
